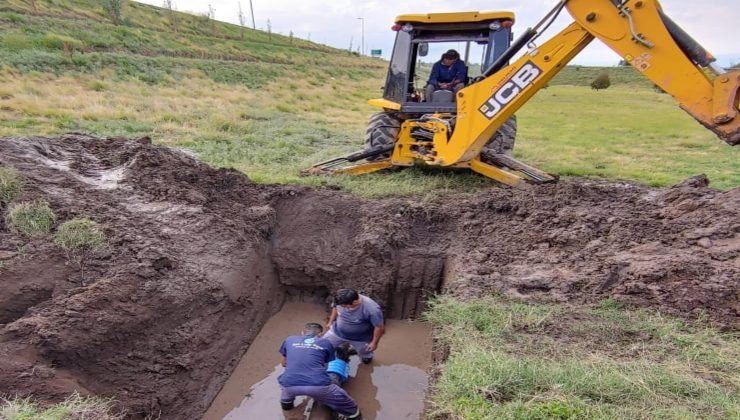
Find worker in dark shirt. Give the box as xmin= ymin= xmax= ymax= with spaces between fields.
xmin=278 ymin=322 xmax=362 ymax=419
xmin=425 ymin=49 xmax=467 ymax=101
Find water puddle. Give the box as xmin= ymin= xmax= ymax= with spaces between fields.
xmin=204 ymin=302 xmax=432 ymax=420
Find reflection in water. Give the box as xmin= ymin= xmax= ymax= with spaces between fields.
xmin=372 ymin=364 xmax=428 ymax=419
xmin=224 ymin=361 xmax=427 ymax=420
xmin=223 ymin=364 xmax=306 ymax=420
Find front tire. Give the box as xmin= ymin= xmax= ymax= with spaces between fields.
xmin=364 ymin=112 xmax=402 ymax=160
xmin=482 ymin=115 xmax=517 ymax=156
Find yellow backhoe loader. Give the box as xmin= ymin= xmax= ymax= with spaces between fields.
xmin=304 ymin=0 xmax=739 ymax=187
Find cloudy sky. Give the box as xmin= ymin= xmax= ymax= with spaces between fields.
xmin=136 ymin=0 xmax=739 ymax=66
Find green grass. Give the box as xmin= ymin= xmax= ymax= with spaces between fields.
xmin=53 ymin=217 xmax=107 ymax=281
xmin=54 ymin=217 xmax=106 ymax=255
xmin=0 ymin=166 xmax=24 ymax=205
xmin=516 ymin=85 xmax=739 ymax=189
xmin=6 ymin=200 xmax=55 ymax=237
xmin=0 ymin=0 xmax=737 ymax=194
xmin=424 ymin=296 xmax=740 ymax=419
xmin=1 ymin=392 xmax=124 ymax=420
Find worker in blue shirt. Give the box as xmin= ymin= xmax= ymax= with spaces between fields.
xmin=425 ymin=49 xmax=467 ymax=102
xmin=278 ymin=322 xmax=362 ymax=419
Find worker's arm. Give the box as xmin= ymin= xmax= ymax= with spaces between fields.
xmin=280 ymin=356 xmax=287 ymax=367
xmin=366 ymin=324 xmax=385 ymax=352
xmin=326 ymin=307 xmax=337 ymax=331
xmin=428 ymin=62 xmax=440 ymax=88
xmin=451 ymin=60 xmax=467 ymax=85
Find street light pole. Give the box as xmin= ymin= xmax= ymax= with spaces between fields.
xmin=249 ymin=0 xmax=256 ymax=29
xmin=357 ymin=17 xmax=364 ymax=55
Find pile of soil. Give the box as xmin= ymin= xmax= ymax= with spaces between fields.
xmin=0 ymin=135 xmax=737 ymax=418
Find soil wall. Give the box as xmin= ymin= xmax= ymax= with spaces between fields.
xmin=0 ymin=135 xmax=736 ymax=418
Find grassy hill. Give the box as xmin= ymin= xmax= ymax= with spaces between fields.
xmin=0 ymin=0 xmax=737 ymax=192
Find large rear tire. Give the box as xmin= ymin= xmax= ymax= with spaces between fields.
xmin=482 ymin=115 xmax=517 ymax=156
xmin=364 ymin=112 xmax=403 ymax=160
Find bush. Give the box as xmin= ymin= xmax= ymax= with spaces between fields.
xmin=6 ymin=200 xmax=55 ymax=237
xmin=36 ymin=33 xmax=85 ymax=53
xmin=0 ymin=167 xmax=24 ymax=205
xmin=54 ymin=217 xmax=107 ymax=282
xmin=591 ymin=72 xmax=611 ymax=90
xmin=102 ymin=0 xmax=124 ymax=26
xmin=0 ymin=32 xmax=33 ymax=51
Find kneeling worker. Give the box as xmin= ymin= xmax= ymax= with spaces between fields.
xmin=324 ymin=288 xmax=385 ymax=364
xmin=278 ymin=322 xmax=362 ymax=419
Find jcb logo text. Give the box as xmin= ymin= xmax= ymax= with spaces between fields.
xmin=479 ymin=62 xmax=542 ymax=119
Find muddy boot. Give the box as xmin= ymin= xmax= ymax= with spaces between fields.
xmin=361 ymin=356 xmax=373 ymax=364
xmin=337 ymin=410 xmax=363 ymax=420
xmin=280 ymin=399 xmax=294 ymax=410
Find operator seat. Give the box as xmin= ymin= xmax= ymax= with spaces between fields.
xmin=430 ymin=90 xmax=455 ymax=102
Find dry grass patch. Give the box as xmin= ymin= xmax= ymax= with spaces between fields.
xmin=6 ymin=199 xmax=55 ymax=237
xmin=0 ymin=166 xmax=24 ymax=205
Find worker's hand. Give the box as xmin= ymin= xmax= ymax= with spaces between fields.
xmin=325 ymin=322 xmax=333 ymax=331
xmin=365 ymin=342 xmax=377 ymax=352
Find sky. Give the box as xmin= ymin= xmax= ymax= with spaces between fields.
xmin=136 ymin=0 xmax=739 ymax=66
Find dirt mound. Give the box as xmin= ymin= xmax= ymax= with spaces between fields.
xmin=0 ymin=135 xmax=737 ymax=418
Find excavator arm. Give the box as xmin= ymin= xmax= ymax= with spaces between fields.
xmin=438 ymin=0 xmax=738 ymax=167
xmin=304 ymin=0 xmax=738 ymax=185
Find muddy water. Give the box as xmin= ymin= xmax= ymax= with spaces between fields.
xmin=203 ymin=303 xmax=432 ymax=420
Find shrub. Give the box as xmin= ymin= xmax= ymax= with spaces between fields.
xmin=0 ymin=167 xmax=24 ymax=205
xmin=54 ymin=217 xmax=107 ymax=282
xmin=88 ymin=80 xmax=108 ymax=92
xmin=0 ymin=32 xmax=33 ymax=51
xmin=591 ymin=72 xmax=611 ymax=90
xmin=6 ymin=200 xmax=55 ymax=237
xmin=102 ymin=0 xmax=124 ymax=26
xmin=36 ymin=33 xmax=85 ymax=53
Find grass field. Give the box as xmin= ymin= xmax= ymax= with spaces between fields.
xmin=1 ymin=1 xmax=738 ymax=195
xmin=425 ymin=296 xmax=740 ymax=419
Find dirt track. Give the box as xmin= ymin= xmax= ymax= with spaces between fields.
xmin=0 ymin=135 xmax=737 ymax=418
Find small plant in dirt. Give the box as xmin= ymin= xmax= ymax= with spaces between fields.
xmin=54 ymin=217 xmax=107 ymax=283
xmin=1 ymin=392 xmax=125 ymax=420
xmin=0 ymin=167 xmax=24 ymax=206
xmin=6 ymin=200 xmax=55 ymax=237
xmin=590 ymin=72 xmax=611 ymax=90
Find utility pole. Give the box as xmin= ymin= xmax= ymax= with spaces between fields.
xmin=357 ymin=17 xmax=365 ymax=56
xmin=249 ymin=0 xmax=256 ymax=29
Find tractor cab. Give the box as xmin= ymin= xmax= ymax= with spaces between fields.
xmin=373 ymin=11 xmax=515 ymax=114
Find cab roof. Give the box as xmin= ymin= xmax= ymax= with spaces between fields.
xmin=395 ymin=11 xmax=515 ymax=25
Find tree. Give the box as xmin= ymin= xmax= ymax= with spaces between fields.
xmin=237 ymin=2 xmax=247 ymax=40
xmin=101 ymin=0 xmax=123 ymax=26
xmin=163 ymin=0 xmax=178 ymax=32
xmin=591 ymin=72 xmax=611 ymax=90
xmin=267 ymin=19 xmax=272 ymax=41
xmin=289 ymin=30 xmax=294 ymax=44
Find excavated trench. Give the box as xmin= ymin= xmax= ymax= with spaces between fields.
xmin=194 ymin=194 xmax=443 ymax=419
xmin=0 ymin=135 xmax=737 ymax=419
